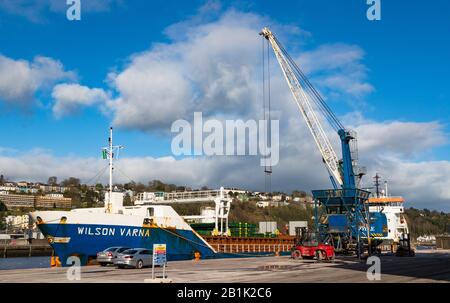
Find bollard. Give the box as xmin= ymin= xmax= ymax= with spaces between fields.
xmin=50 ymin=256 xmax=61 ymax=268
xmin=194 ymin=251 xmax=201 ymax=261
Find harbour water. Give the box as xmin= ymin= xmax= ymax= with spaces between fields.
xmin=0 ymin=256 xmax=50 ymax=270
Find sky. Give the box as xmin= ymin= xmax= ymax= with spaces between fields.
xmin=0 ymin=0 xmax=449 ymax=211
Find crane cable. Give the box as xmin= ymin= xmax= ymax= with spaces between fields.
xmin=262 ymin=37 xmax=272 ymax=195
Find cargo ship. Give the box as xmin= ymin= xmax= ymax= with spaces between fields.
xmin=30 ymin=128 xmax=295 ymax=266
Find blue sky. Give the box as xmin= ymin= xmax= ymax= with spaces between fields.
xmin=0 ymin=0 xmax=449 ymax=210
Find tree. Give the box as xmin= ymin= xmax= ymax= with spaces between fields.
xmin=123 ymin=195 xmax=133 ymax=206
xmin=48 ymin=176 xmax=58 ymax=185
xmin=83 ymin=189 xmax=99 ymax=208
xmin=61 ymin=177 xmax=81 ymax=188
xmin=0 ymin=200 xmax=7 ymax=212
xmin=292 ymin=190 xmax=308 ymax=198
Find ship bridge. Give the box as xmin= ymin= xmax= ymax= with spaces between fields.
xmin=135 ymin=187 xmax=234 ymax=236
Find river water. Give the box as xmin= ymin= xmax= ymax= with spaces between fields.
xmin=0 ymin=257 xmax=51 ymax=270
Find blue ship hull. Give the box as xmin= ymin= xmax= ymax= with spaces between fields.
xmin=38 ymin=223 xmax=216 ymax=266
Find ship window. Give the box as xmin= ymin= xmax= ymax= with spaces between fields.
xmin=147 ymin=208 xmax=154 ymax=217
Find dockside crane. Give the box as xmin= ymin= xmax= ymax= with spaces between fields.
xmin=260 ymin=27 xmax=386 ymax=255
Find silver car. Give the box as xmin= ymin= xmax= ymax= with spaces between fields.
xmin=115 ymin=248 xmax=153 ymax=269
xmin=97 ymin=247 xmax=131 ymax=266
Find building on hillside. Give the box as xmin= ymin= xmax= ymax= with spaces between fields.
xmin=272 ymin=195 xmax=283 ymax=202
xmin=0 ymin=193 xmax=35 ymax=208
xmin=292 ymin=196 xmax=314 ymax=207
xmin=35 ymin=196 xmax=72 ymax=209
xmin=5 ymin=215 xmax=32 ymax=230
xmin=225 ymin=188 xmax=247 ymax=195
xmin=256 ymin=201 xmax=270 ymax=208
xmin=0 ymin=192 xmax=72 ymax=209
xmin=16 ymin=181 xmax=29 ymax=187
xmin=269 ymin=201 xmax=289 ymax=207
xmin=0 ymin=185 xmax=19 ymax=192
xmin=416 ymin=235 xmax=436 ymax=244
xmin=39 ymin=184 xmax=68 ymax=193
xmin=45 ymin=193 xmax=64 ymax=199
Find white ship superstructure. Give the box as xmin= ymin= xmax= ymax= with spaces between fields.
xmin=367 ymin=196 xmax=409 ymax=244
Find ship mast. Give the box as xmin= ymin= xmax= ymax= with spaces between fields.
xmin=104 ymin=127 xmax=123 ymax=214
xmin=109 ymin=127 xmax=113 ymax=212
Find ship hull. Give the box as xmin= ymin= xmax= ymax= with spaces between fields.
xmin=38 ymin=223 xmax=216 ymax=266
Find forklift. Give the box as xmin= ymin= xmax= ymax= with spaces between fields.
xmin=291 ymin=227 xmax=335 ymax=261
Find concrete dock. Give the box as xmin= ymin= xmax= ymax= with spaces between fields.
xmin=0 ymin=250 xmax=449 ymax=283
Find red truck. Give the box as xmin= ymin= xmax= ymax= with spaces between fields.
xmin=291 ymin=230 xmax=335 ymax=261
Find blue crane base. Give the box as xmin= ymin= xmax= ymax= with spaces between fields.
xmin=312 ymin=188 xmax=388 ymax=255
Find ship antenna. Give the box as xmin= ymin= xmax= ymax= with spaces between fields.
xmin=373 ymin=173 xmax=381 ymax=198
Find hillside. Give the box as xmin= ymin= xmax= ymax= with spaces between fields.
xmin=172 ymin=202 xmax=450 ymax=238
xmin=173 ymin=201 xmax=314 ymax=232
xmin=405 ymin=208 xmax=450 ymax=238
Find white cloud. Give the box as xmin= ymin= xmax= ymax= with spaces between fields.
xmin=52 ymin=84 xmax=109 ymax=118
xmin=356 ymin=121 xmax=447 ymax=157
xmin=0 ymin=55 xmax=75 ymax=106
xmin=102 ymin=9 xmax=370 ymax=132
xmin=106 ymin=54 xmax=194 ymax=131
xmin=363 ymin=157 xmax=450 ymax=211
xmin=297 ymin=44 xmax=374 ymax=98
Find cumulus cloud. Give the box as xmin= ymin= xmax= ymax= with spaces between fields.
xmin=52 ymin=84 xmax=109 ymax=118
xmin=102 ymin=9 xmax=371 ymax=132
xmin=0 ymin=0 xmax=121 ymax=23
xmin=363 ymin=157 xmax=450 ymax=211
xmin=0 ymin=54 xmax=75 ymax=106
xmin=356 ymin=121 xmax=447 ymax=157
xmin=297 ymin=44 xmax=374 ymax=99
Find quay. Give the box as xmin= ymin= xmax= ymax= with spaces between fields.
xmin=1 ymin=240 xmax=52 ymax=258
xmin=0 ymin=250 xmax=449 ymax=283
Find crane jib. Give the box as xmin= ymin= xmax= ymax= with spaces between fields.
xmin=261 ymin=27 xmax=358 ymax=189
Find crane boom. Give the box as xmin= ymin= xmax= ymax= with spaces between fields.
xmin=260 ymin=27 xmax=343 ymax=187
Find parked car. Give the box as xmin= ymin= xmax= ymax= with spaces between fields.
xmin=115 ymin=248 xmax=153 ymax=269
xmin=97 ymin=247 xmax=131 ymax=266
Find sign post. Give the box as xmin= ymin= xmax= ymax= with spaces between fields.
xmin=151 ymin=244 xmax=168 ymax=281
